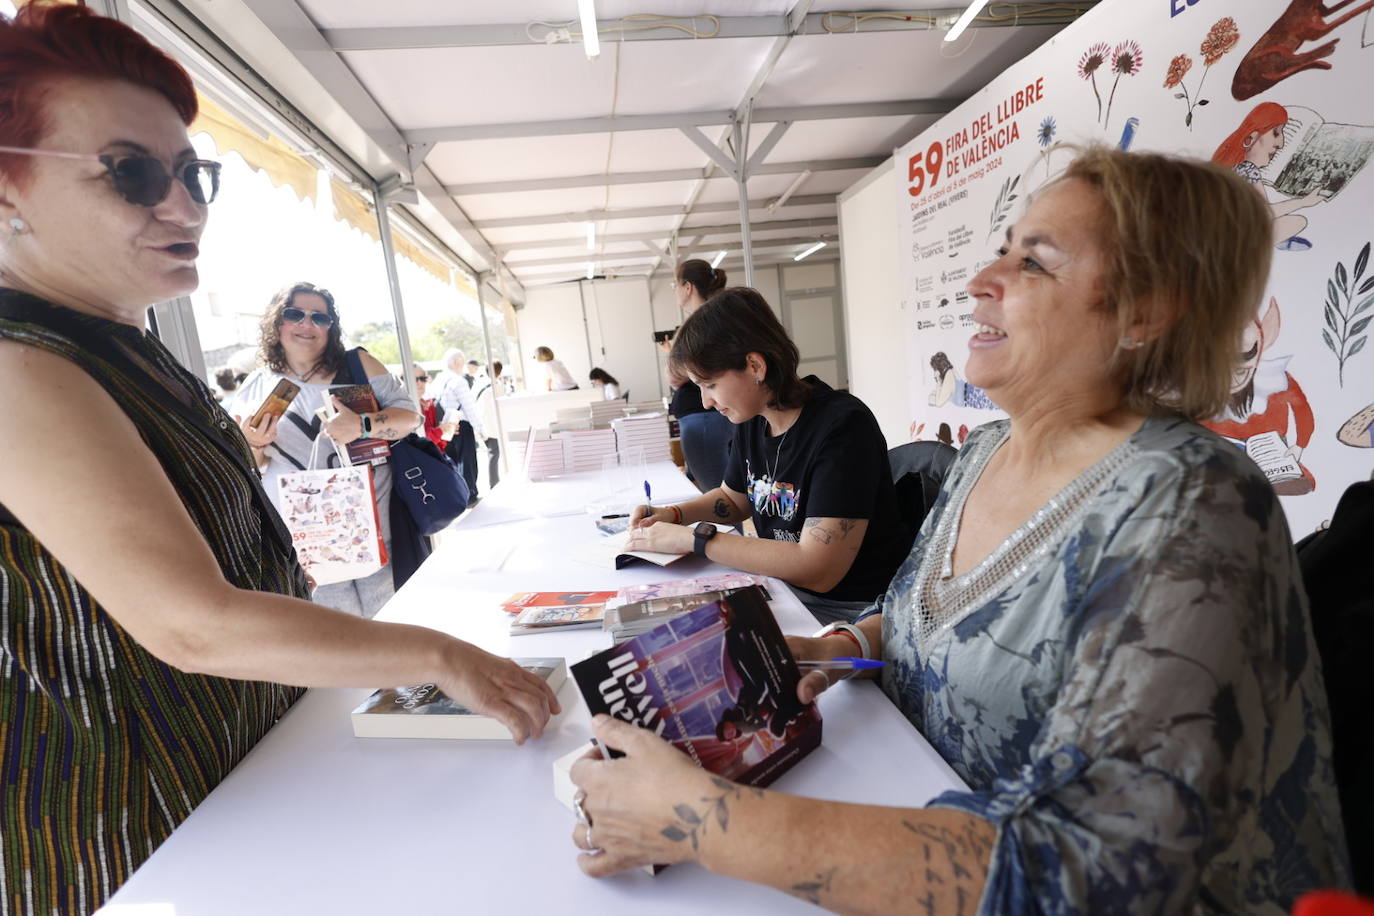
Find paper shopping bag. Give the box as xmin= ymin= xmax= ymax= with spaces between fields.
xmin=277 ymin=464 xmax=388 ymax=586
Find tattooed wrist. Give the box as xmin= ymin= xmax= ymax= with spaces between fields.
xmin=659 ymin=775 xmax=765 ymax=866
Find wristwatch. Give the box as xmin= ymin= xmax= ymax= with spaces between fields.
xmin=812 ymin=622 xmax=872 ymax=660
xmin=692 ymin=522 xmax=718 ymax=558
xmin=360 ymin=412 xmax=374 ymax=437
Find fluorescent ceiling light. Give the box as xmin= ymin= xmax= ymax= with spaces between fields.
xmin=710 ymin=250 xmax=727 ymax=269
xmin=767 ymin=169 xmax=812 ymax=213
xmin=585 ymin=262 xmax=595 ymax=279
xmin=944 ymin=0 xmax=990 ymax=42
xmin=585 ymin=221 xmax=595 ymax=250
xmin=793 ymin=241 xmax=826 ymax=262
xmin=577 ymin=0 xmax=600 ymax=59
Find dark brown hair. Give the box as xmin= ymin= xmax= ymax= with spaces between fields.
xmin=0 ymin=3 xmax=198 ymax=186
xmin=670 ymin=287 xmax=808 ymax=410
xmin=675 ymin=259 xmax=727 ymax=301
xmin=258 ymin=282 xmax=346 ymax=378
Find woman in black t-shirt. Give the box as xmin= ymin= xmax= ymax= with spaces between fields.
xmin=665 ymin=259 xmax=733 ymax=491
xmin=630 ymin=288 xmax=907 ymax=623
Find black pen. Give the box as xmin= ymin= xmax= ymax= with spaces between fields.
xmin=600 ymin=513 xmax=630 ymax=519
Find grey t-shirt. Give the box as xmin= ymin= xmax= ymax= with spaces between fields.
xmin=230 ymin=367 xmax=416 ymax=545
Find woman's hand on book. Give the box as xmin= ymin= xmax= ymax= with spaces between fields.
xmin=570 ymin=714 xmax=719 ymax=875
xmin=625 ymin=519 xmax=692 ymax=555
xmin=629 ymin=504 xmax=666 ymax=529
xmin=436 ymin=642 xmax=561 ymax=744
xmin=325 ymin=396 xmax=364 ymax=443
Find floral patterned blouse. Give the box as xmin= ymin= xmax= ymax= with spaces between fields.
xmin=863 ymin=415 xmax=1349 ymax=913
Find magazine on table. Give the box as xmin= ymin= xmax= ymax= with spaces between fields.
xmin=351 ymin=659 xmax=568 ymax=739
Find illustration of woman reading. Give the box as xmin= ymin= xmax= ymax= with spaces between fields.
xmin=1213 ymin=102 xmax=1328 ymax=251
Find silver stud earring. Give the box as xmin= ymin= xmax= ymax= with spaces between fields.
xmin=8 ymin=217 xmax=26 ymax=234
xmin=1120 ymin=336 xmax=1141 ymax=350
xmin=755 ymin=377 xmax=763 ymax=386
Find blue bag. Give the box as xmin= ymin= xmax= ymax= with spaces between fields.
xmin=390 ymin=433 xmax=470 ymax=535
xmin=342 ymin=348 xmax=468 ymax=536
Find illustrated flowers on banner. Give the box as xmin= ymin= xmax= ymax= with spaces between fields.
xmin=1078 ymin=42 xmax=1111 ymax=123
xmin=1037 ymin=116 xmax=1058 ymax=176
xmin=1166 ymin=17 xmax=1241 ymax=128
xmin=1104 ymin=40 xmax=1143 ymax=128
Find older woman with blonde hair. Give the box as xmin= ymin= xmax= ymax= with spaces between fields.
xmin=569 ymin=147 xmax=1349 ymax=912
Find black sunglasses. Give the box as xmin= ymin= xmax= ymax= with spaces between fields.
xmin=281 ymin=307 xmax=334 ymax=328
xmin=414 ymin=374 xmax=430 ymax=383
xmin=0 ymin=146 xmax=221 ymax=206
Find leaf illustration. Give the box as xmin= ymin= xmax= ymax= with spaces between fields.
xmin=1186 ymin=111 xmax=1193 ymax=127
xmin=1198 ymin=98 xmax=1210 ymax=105
xmin=1324 ymin=304 xmax=1339 ymax=333
xmin=1353 ymin=294 xmax=1374 ymax=318
xmin=1359 ymin=276 xmax=1374 ymax=296
xmin=1351 ymin=315 xmax=1372 ymax=337
xmin=1349 ymin=336 xmax=1368 ymax=358
xmin=1173 ymin=92 xmax=1186 ymax=99
xmin=1356 ymin=242 xmax=1371 ymax=282
xmin=1322 ymin=329 xmax=1338 ymax=355
xmin=987 ymin=175 xmax=1021 ymax=237
xmin=1328 ymin=279 xmax=1339 ymax=305
xmin=715 ymin=801 xmax=729 ymax=832
xmin=1337 ymin=262 xmax=1349 ymax=294
xmin=673 ymin=804 xmax=702 ymax=825
xmin=661 ymin=825 xmax=689 ymax=842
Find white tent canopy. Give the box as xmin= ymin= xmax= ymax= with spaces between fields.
xmin=136 ymin=0 xmax=1097 ymax=300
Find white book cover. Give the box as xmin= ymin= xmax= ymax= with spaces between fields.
xmin=351 ymin=658 xmax=567 ymax=739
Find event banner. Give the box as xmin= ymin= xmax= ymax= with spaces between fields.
xmin=897 ymin=0 xmax=1374 ymax=536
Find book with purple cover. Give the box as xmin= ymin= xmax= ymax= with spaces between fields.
xmin=571 ymin=585 xmax=821 ymax=786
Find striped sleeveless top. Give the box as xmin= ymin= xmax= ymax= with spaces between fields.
xmin=0 ymin=291 xmax=306 ymax=915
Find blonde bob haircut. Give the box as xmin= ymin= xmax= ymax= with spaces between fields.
xmin=1053 ymin=145 xmax=1272 ymax=420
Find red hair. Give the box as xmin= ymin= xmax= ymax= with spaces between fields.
xmin=0 ymin=1 xmax=197 ymax=185
xmin=1211 ymin=102 xmax=1288 ymax=167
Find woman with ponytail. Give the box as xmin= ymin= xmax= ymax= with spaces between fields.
xmin=667 ymin=259 xmax=733 ymax=490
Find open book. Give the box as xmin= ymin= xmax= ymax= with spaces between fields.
xmin=570 ymin=524 xmax=732 ymax=570
xmin=1245 ymin=430 xmax=1302 ymax=484
xmin=1269 ymin=106 xmax=1374 ymax=202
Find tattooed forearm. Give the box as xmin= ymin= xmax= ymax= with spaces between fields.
xmin=659 ymin=776 xmax=766 ymax=854
xmin=900 ymin=818 xmax=994 ymax=915
xmin=803 ymin=518 xmax=834 ymax=544
xmin=789 ymin=867 xmax=837 ymax=905
xmin=713 ymin=498 xmax=733 ymax=519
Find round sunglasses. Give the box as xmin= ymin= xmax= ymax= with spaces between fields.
xmin=0 ymin=146 xmax=221 ymax=206
xmin=280 ymin=306 xmax=335 ymax=328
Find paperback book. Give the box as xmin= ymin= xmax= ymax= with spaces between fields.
xmin=607 ymin=573 xmax=771 ymax=608
xmin=604 ymin=584 xmax=772 ymax=644
xmin=510 ymin=602 xmax=606 ymax=634
xmin=501 ymin=591 xmax=617 ymax=614
xmin=571 ymin=586 xmax=821 ymax=786
xmin=327 ymin=384 xmax=391 ymax=466
xmin=351 ymin=658 xmax=567 ymax=740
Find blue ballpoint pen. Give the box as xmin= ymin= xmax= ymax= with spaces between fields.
xmin=643 ymin=480 xmax=651 ymax=504
xmin=797 ymin=657 xmax=884 ymax=672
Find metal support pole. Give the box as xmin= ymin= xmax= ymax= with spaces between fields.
xmin=732 ymin=114 xmax=756 ymax=287
xmin=474 ymin=274 xmax=510 ymax=478
xmin=370 ymin=185 xmax=420 ymax=408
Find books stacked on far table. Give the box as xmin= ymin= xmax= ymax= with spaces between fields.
xmin=503 ymin=590 xmax=617 ymax=635
xmin=611 ymin=412 xmax=672 ymax=463
xmin=523 ymin=431 xmax=566 ymax=480
xmin=559 ymin=428 xmax=618 ymax=473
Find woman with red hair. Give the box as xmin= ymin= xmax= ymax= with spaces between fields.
xmin=0 ymin=5 xmax=557 ymax=911
xmin=1212 ymin=101 xmax=1326 ymax=251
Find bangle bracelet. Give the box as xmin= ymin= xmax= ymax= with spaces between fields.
xmin=669 ymin=505 xmax=683 ymax=524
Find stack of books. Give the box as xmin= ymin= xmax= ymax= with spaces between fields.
xmin=611 ymin=412 xmax=672 ymax=462
xmin=559 ymin=428 xmax=618 ymax=472
xmin=589 ymin=401 xmax=627 ymax=429
xmin=523 ymin=431 xmax=567 ymax=480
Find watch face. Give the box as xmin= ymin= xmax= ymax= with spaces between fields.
xmin=694 ymin=522 xmax=715 ymax=538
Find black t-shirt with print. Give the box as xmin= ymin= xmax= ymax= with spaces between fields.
xmin=723 ymin=377 xmax=907 ymax=603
